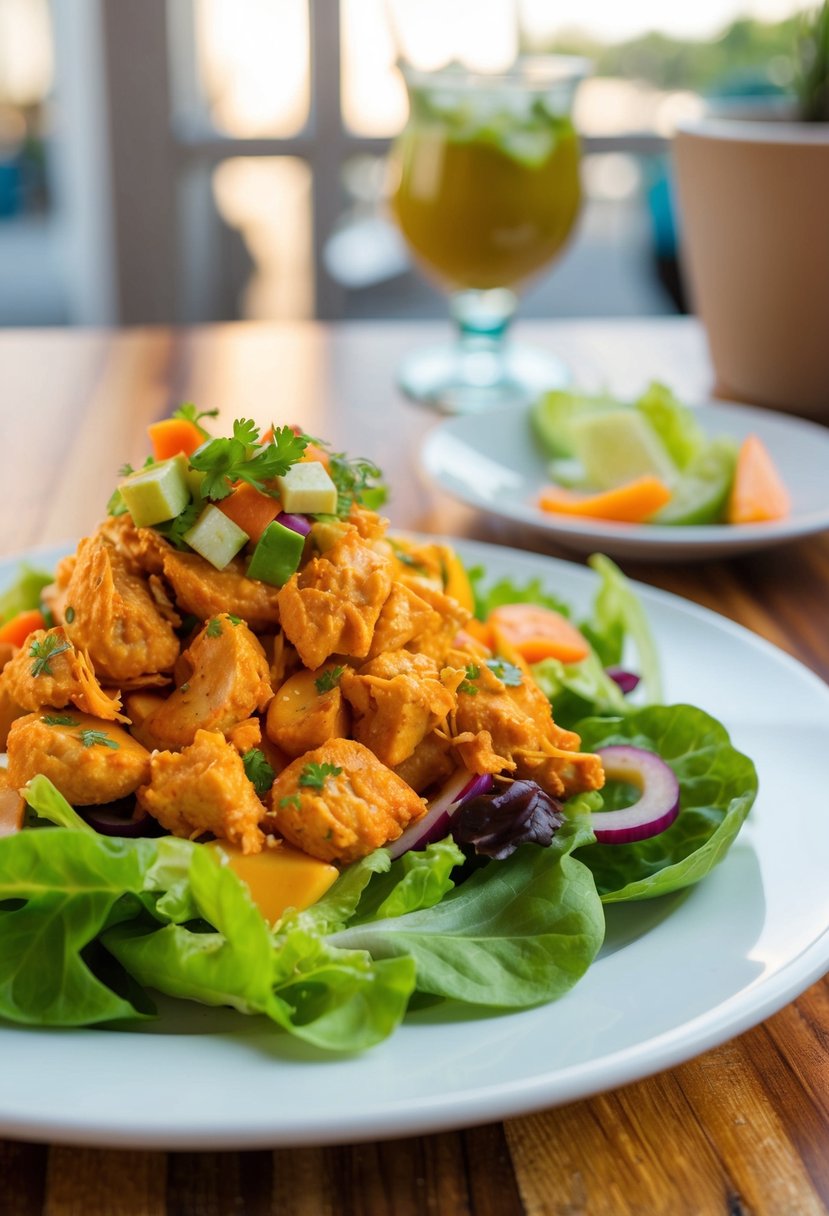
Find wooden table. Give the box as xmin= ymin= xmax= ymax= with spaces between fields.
xmin=2 ymin=318 xmax=829 ymax=1215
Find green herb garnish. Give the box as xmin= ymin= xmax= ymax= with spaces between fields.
xmin=153 ymin=500 xmax=202 ymax=550
xmin=298 ymin=762 xmax=342 ymax=790
xmin=78 ymin=729 xmax=119 ymax=750
xmin=206 ymin=618 xmax=223 ymax=638
xmin=42 ymin=714 xmax=78 ymax=727
xmin=172 ymin=402 xmax=219 ymax=437
xmin=29 ymin=635 xmax=72 ymax=677
xmin=459 ymin=663 xmax=480 ymax=696
xmin=64 ymin=606 xmax=75 ymax=624
xmin=314 ymin=665 xmax=345 ymax=694
xmin=279 ymin=793 xmax=301 ymax=810
xmin=301 ymin=435 xmax=387 ymax=518
xmin=227 ymin=613 xmax=242 ymax=626
xmin=242 ymin=748 xmax=276 ymax=797
xmin=485 ymin=658 xmax=523 ymax=687
xmin=189 ymin=420 xmax=307 ymax=501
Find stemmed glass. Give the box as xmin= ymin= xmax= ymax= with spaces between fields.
xmin=390 ymin=56 xmax=586 ymax=413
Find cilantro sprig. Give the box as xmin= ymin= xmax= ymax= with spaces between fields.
xmin=29 ymin=635 xmax=72 ymax=678
xmin=298 ymin=762 xmax=342 ymax=790
xmin=173 ymin=402 xmax=219 ymax=438
xmin=459 ymin=663 xmax=480 ymax=696
xmin=485 ymin=658 xmax=523 ymax=687
xmin=314 ymin=666 xmax=345 ymax=694
xmin=42 ymin=714 xmax=78 ymax=727
xmin=242 ymin=748 xmax=276 ymax=797
xmin=189 ymin=420 xmax=307 ymax=501
xmin=78 ymin=729 xmax=119 ymax=750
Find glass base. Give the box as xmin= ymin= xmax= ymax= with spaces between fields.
xmin=397 ymin=340 xmax=570 ymax=414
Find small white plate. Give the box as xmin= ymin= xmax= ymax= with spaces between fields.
xmin=420 ymin=400 xmax=829 ymax=560
xmin=2 ymin=539 xmax=829 ymax=1149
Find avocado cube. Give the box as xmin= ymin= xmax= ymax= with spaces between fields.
xmin=118 ymin=456 xmax=191 ymax=528
xmin=183 ymin=504 xmax=249 ymax=570
xmin=246 ymin=520 xmax=305 ymax=586
xmin=275 ymin=462 xmax=338 ymax=514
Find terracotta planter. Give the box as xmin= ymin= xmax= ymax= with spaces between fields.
xmin=673 ymin=120 xmax=829 ymax=420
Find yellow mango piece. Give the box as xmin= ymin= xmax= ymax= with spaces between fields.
xmin=206 ymin=839 xmax=339 ymax=924
xmin=438 ymin=545 xmax=475 ymax=613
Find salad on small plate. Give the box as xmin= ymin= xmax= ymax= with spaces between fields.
xmin=420 ymin=389 xmax=829 ymax=560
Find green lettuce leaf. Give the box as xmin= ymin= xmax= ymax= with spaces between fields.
xmin=585 ymin=555 xmax=663 ymax=702
xmin=22 ymin=774 xmax=95 ymax=833
xmin=575 ymin=705 xmax=757 ymax=902
xmin=350 ymin=838 xmax=464 ymax=924
xmin=107 ymin=844 xmax=415 ymax=1052
xmin=532 ymin=651 xmax=629 ymax=730
xmin=468 ymin=567 xmax=573 ymax=622
xmin=0 ymin=829 xmax=164 ymax=1025
xmin=634 ymin=381 xmax=706 ymax=470
xmin=330 ymin=808 xmax=604 ymax=1008
xmin=0 ymin=564 xmax=53 ymax=626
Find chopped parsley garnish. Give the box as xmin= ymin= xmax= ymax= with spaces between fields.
xmin=242 ymin=748 xmax=276 ymax=797
xmin=389 ymin=541 xmax=429 ymax=573
xmin=314 ymin=665 xmax=345 ymax=694
xmin=226 ymin=613 xmax=242 ymax=626
xmin=279 ymin=794 xmax=301 ymax=810
xmin=29 ymin=635 xmax=72 ymax=677
xmin=173 ymin=402 xmax=219 ymax=437
xmin=298 ymin=762 xmax=342 ymax=790
xmin=42 ymin=714 xmax=78 ymax=727
xmin=459 ymin=663 xmax=480 ymax=696
xmin=64 ymin=606 xmax=75 ymax=624
xmin=78 ymin=729 xmax=119 ymax=750
xmin=189 ymin=419 xmax=307 ymax=501
xmin=205 ymin=617 xmax=223 ymax=638
xmin=179 ymin=682 xmax=190 ymax=693
xmin=485 ymin=658 xmax=523 ymax=687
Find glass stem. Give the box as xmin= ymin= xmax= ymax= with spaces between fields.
xmin=450 ymin=289 xmax=517 ymax=387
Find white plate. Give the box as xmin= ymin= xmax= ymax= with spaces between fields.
xmin=2 ymin=539 xmax=829 ymax=1149
xmin=420 ymin=401 xmax=829 ymax=560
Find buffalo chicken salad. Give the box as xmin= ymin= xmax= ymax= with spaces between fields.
xmin=0 ymin=409 xmax=757 ymax=1051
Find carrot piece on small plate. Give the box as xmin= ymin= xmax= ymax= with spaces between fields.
xmin=726 ymin=435 xmax=791 ymax=524
xmin=539 ymin=475 xmax=672 ymax=524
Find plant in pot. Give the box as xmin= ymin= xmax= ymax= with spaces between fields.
xmin=673 ymin=2 xmax=829 ymax=420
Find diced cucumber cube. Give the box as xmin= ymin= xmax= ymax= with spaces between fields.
xmin=183 ymin=504 xmax=249 ymax=570
xmin=276 ymin=462 xmax=338 ymax=514
xmin=185 ymin=466 xmax=206 ymax=500
xmin=118 ymin=456 xmax=190 ymax=528
xmin=246 ymin=520 xmax=305 ymax=586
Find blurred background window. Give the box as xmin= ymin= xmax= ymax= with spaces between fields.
xmin=0 ymin=0 xmax=815 ymax=327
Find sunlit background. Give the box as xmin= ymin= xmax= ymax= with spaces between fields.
xmin=0 ymin=0 xmax=813 ymax=326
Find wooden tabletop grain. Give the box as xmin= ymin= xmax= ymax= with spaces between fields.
xmin=2 ymin=318 xmax=829 ymax=1216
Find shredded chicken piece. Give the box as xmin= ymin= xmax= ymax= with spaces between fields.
xmin=394 ymin=730 xmax=455 ymax=794
xmin=63 ymin=535 xmax=180 ymax=683
xmin=264 ymin=738 xmax=425 ymax=864
xmin=277 ymin=530 xmax=393 ymax=669
xmin=402 ymin=582 xmax=471 ymax=665
xmin=0 ymin=673 xmax=26 ymax=750
xmin=366 ymin=582 xmax=440 ymax=659
xmin=1 ymin=627 xmax=125 ymax=720
xmin=228 ymin=716 xmax=262 ymax=755
xmin=137 ymin=729 xmax=264 ymax=854
xmin=6 ymin=711 xmax=151 ymax=805
xmin=341 ymin=649 xmax=460 ymax=769
xmin=133 ymin=614 xmax=271 ymax=752
xmin=453 ymin=659 xmax=604 ymax=797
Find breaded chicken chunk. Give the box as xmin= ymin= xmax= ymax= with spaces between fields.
xmin=341 ymin=650 xmax=459 ymax=769
xmin=6 ymin=712 xmax=151 ymax=805
xmin=132 ymin=614 xmax=272 ymax=752
xmin=63 ymin=535 xmax=179 ymax=683
xmin=137 ymin=729 xmax=264 ymax=854
xmin=2 ymin=627 xmax=124 ymax=720
xmin=265 ymin=738 xmax=425 ymax=864
xmin=277 ymin=530 xmax=393 ymax=669
xmin=161 ymin=549 xmax=282 ymax=632
xmin=453 ymin=659 xmax=604 ymax=798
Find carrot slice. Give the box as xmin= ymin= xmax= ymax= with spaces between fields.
xmin=538 ymin=475 xmax=672 ymax=524
xmin=726 ymin=435 xmax=791 ymax=524
xmin=488 ymin=604 xmax=590 ymax=665
xmin=148 ymin=418 xmax=205 ymax=461
xmin=0 ymin=609 xmax=46 ymax=648
xmin=217 ymin=482 xmax=281 ymax=544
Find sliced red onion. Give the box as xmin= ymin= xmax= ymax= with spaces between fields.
xmin=80 ymin=802 xmax=159 ymax=838
xmin=387 ymin=769 xmax=493 ymax=859
xmin=276 ymin=512 xmax=312 ymax=537
xmin=591 ymin=745 xmax=680 ymax=844
xmin=606 ymin=667 xmax=641 ymax=695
